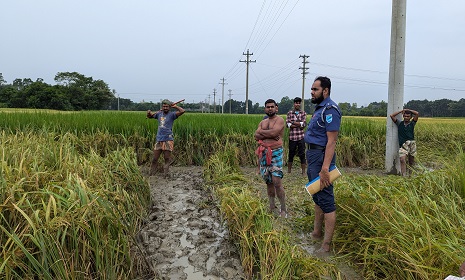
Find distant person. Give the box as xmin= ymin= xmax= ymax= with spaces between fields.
xmin=304 ymin=76 xmax=342 ymax=253
xmin=147 ymin=99 xmax=185 ymax=177
xmin=255 ymin=99 xmax=287 ymax=218
xmin=286 ymin=97 xmax=307 ymax=174
xmin=390 ymin=108 xmax=419 ymax=176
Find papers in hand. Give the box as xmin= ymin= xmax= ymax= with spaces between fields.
xmin=305 ymin=166 xmax=342 ymax=195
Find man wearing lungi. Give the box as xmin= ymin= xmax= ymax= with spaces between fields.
xmin=255 ymin=99 xmax=287 ymax=218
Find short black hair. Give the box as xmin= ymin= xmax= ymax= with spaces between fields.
xmin=314 ymin=76 xmax=331 ymax=95
xmin=265 ymin=99 xmax=278 ymax=106
xmin=293 ymin=97 xmax=302 ymax=103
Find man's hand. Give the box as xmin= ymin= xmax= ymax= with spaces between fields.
xmin=319 ymin=169 xmax=330 ymax=190
xmin=146 ymin=110 xmax=153 ymax=118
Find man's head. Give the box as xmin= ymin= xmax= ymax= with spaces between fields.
xmin=293 ymin=97 xmax=302 ymax=110
xmin=264 ymin=99 xmax=278 ymax=117
xmin=402 ymin=110 xmax=412 ymax=121
xmin=311 ymin=76 xmax=331 ymax=104
xmin=162 ymin=99 xmax=171 ymax=113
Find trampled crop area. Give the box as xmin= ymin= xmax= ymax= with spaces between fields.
xmin=1 ymin=109 xmax=464 ymax=279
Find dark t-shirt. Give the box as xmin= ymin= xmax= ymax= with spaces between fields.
xmin=395 ymin=119 xmax=416 ymax=147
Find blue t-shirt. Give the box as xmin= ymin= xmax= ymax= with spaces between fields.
xmin=304 ymin=97 xmax=342 ymax=147
xmin=154 ymin=111 xmax=178 ymax=141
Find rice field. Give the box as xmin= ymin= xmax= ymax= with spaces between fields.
xmin=1 ymin=109 xmax=465 ymax=279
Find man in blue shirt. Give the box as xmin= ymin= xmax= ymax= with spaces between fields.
xmin=304 ymin=76 xmax=342 ymax=253
xmin=147 ymin=99 xmax=185 ymax=177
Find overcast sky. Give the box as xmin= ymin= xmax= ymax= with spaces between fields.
xmin=2 ymin=1 xmax=464 ymax=107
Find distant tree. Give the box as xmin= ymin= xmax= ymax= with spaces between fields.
xmin=23 ymin=81 xmax=73 ymax=110
xmin=251 ymin=102 xmax=261 ymax=114
xmin=338 ymin=102 xmax=351 ymax=115
xmin=0 ymin=86 xmax=18 ymax=107
xmin=278 ymin=96 xmax=293 ymax=114
xmin=405 ymin=99 xmax=430 ymax=116
xmin=54 ymin=72 xmax=114 ymax=110
xmin=8 ymin=88 xmax=28 ymax=108
xmin=12 ymin=78 xmax=33 ymax=90
xmin=431 ymin=99 xmax=452 ymax=117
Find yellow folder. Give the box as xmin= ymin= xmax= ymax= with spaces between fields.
xmin=305 ymin=166 xmax=342 ymax=195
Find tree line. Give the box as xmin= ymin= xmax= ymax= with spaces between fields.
xmin=1 ymin=72 xmax=464 ymax=117
xmin=0 ymin=72 xmax=113 ymax=110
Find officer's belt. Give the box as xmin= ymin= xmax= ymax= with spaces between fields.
xmin=306 ymin=143 xmax=326 ymax=150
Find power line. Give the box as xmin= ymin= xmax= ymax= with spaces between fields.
xmin=311 ymin=61 xmax=465 ymax=82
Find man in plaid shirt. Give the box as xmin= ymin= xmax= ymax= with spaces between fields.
xmin=286 ymin=97 xmax=307 ymax=174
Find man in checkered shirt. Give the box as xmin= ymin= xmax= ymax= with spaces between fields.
xmin=285 ymin=97 xmax=307 ymax=174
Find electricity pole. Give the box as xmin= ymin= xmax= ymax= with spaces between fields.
xmin=299 ymin=54 xmax=309 ymax=110
xmin=385 ymin=0 xmax=407 ymax=174
xmin=219 ymin=78 xmax=228 ymax=114
xmin=228 ymin=89 xmax=233 ymax=114
xmin=213 ymin=88 xmax=217 ymax=113
xmin=240 ymin=49 xmax=256 ymax=114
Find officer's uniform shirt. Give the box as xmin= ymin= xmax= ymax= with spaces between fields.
xmin=304 ymin=97 xmax=342 ymax=146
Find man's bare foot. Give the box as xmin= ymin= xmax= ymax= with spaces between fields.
xmin=269 ymin=206 xmax=279 ymax=215
xmin=315 ymin=247 xmax=333 ymax=258
xmin=320 ymin=242 xmax=331 ymax=252
xmin=310 ymin=232 xmax=323 ymax=241
xmin=280 ymin=210 xmax=288 ymax=218
xmin=149 ymin=167 xmax=157 ymax=176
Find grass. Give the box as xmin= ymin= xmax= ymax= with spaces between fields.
xmin=203 ymin=143 xmax=341 ymax=279
xmin=0 ymin=129 xmax=150 ymax=279
xmin=1 ymin=109 xmax=465 ymax=279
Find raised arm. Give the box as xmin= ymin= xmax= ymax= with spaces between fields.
xmin=390 ymin=109 xmax=403 ymax=123
xmin=172 ymin=105 xmax=185 ymax=117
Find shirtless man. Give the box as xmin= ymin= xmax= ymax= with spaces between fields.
xmin=254 ymin=99 xmax=287 ymax=217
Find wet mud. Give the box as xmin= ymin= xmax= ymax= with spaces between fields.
xmin=137 ymin=166 xmax=245 ymax=280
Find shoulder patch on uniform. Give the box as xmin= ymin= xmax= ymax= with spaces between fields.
xmin=326 ymin=114 xmax=333 ymax=123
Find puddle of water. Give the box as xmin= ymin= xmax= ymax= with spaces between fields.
xmin=171 ymin=256 xmax=221 ymax=280
xmin=206 ymin=256 xmax=214 ymax=271
xmin=180 ymin=233 xmax=195 ymax=248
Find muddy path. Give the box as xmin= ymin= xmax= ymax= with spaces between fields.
xmin=137 ymin=166 xmax=245 ymax=280
xmin=136 ymin=165 xmax=365 ymax=279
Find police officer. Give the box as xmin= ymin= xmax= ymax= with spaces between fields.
xmin=304 ymin=76 xmax=342 ymax=253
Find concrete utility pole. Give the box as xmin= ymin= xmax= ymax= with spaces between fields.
xmin=228 ymin=89 xmax=233 ymax=114
xmin=208 ymin=95 xmax=211 ymax=113
xmin=213 ymin=88 xmax=217 ymax=113
xmin=299 ymin=54 xmax=309 ymax=110
xmin=240 ymin=49 xmax=256 ymax=114
xmin=219 ymin=78 xmax=228 ymax=114
xmin=385 ymin=0 xmax=407 ymax=174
